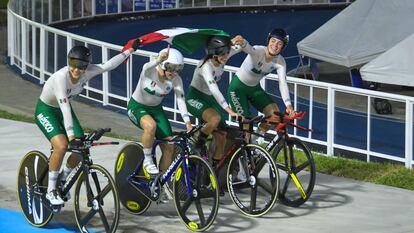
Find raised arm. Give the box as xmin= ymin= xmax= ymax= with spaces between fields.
xmin=231 ymin=35 xmax=261 ymax=58
xmin=88 ymin=39 xmax=141 ymax=77
xmin=142 ymin=49 xmax=169 ymax=77
xmin=94 ymin=50 xmax=132 ymax=73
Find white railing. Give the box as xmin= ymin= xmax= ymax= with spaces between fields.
xmin=7 ymin=0 xmax=413 ymax=169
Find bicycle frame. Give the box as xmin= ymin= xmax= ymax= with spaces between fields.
xmin=209 ymin=122 xmax=250 ymax=172
xmin=263 ymin=111 xmax=311 ymax=152
xmin=264 ymin=132 xmax=284 ymax=152
xmin=27 ymin=149 xmax=94 ymax=214
xmin=128 ymin=138 xmax=194 ymax=201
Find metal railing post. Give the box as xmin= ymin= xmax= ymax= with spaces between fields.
xmin=7 ymin=9 xmax=13 ymax=61
xmin=367 ymin=96 xmax=371 ymax=163
xmin=92 ymin=0 xmax=96 ymax=16
xmin=326 ymin=87 xmax=334 ymax=156
xmin=405 ymin=101 xmax=413 ymax=169
xmin=69 ymin=0 xmax=73 ymax=19
xmin=49 ymin=0 xmax=52 ymax=24
xmin=39 ymin=27 xmax=46 ymax=84
xmin=21 ymin=20 xmax=26 ymax=74
xmin=102 ymin=46 xmax=109 ymax=106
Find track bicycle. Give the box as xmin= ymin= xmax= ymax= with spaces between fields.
xmin=259 ymin=111 xmax=316 ymax=207
xmin=17 ymin=128 xmax=120 ymax=233
xmin=114 ymin=124 xmax=219 ymax=232
xmin=204 ymin=116 xmax=279 ymax=217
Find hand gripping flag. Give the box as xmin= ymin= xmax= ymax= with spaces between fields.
xmin=122 ymin=27 xmax=230 ymax=55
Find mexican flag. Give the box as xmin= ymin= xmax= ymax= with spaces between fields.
xmin=122 ymin=27 xmax=230 ymax=54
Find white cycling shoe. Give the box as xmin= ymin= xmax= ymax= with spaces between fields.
xmin=143 ymin=159 xmax=159 ymax=175
xmin=46 ymin=189 xmax=64 ymax=205
xmin=159 ymin=186 xmax=172 ymax=204
xmin=251 ymin=134 xmax=265 ymax=145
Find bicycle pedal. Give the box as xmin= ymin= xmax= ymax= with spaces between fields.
xmin=149 ymin=174 xmax=158 ymax=179
xmin=51 ymin=204 xmax=62 ymax=213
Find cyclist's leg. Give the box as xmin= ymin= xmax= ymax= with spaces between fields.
xmin=46 ymin=135 xmax=67 ymax=205
xmin=211 ymin=131 xmax=226 ymax=160
xmin=201 ymin=108 xmax=221 ymax=135
xmin=62 ymin=108 xmax=84 ymax=182
xmin=227 ymin=74 xmax=251 ymax=116
xmin=251 ymin=88 xmax=278 ymax=132
xmin=155 ymin=110 xmax=174 ymax=172
xmin=186 ymin=87 xmax=217 ymax=147
xmin=228 ymin=75 xmax=256 ymax=142
xmin=127 ymin=98 xmax=158 ymax=174
xmin=210 ymin=99 xmax=229 ymax=161
xmin=260 ymin=103 xmax=280 ymax=131
xmin=35 ymin=100 xmax=66 ymax=205
xmin=159 ymin=143 xmax=174 ymax=171
xmin=140 ymin=115 xmax=159 ymax=174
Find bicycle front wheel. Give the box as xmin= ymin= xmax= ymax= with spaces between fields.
xmin=74 ymin=164 xmax=120 ymax=233
xmin=227 ymin=144 xmax=279 ymax=217
xmin=17 ymin=151 xmax=53 ymax=227
xmin=273 ymin=137 xmax=316 ymax=207
xmin=173 ymin=155 xmax=219 ymax=232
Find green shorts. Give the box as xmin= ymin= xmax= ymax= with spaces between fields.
xmin=185 ymin=86 xmax=227 ymax=129
xmin=34 ymin=99 xmax=84 ymax=141
xmin=127 ymin=98 xmax=172 ymax=139
xmin=227 ymin=74 xmax=274 ymax=116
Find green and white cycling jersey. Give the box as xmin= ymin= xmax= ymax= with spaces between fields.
xmin=130 ymin=58 xmax=190 ymax=123
xmin=37 ymin=50 xmax=131 ymax=137
xmin=35 ymin=99 xmax=84 ymax=141
xmin=234 ymin=42 xmax=291 ymax=107
xmin=189 ymin=46 xmax=242 ymax=110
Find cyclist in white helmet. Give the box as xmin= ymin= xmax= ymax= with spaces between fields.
xmin=35 ymin=40 xmax=140 ymax=205
xmin=127 ymin=47 xmax=192 ymax=176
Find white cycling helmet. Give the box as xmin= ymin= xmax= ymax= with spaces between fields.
xmin=159 ymin=48 xmax=184 ymax=73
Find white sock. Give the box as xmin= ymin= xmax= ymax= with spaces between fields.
xmin=250 ymin=128 xmax=260 ymax=142
xmin=48 ymin=171 xmax=60 ymax=193
xmin=61 ymin=165 xmax=72 ymax=182
xmin=143 ymin=148 xmax=153 ymax=162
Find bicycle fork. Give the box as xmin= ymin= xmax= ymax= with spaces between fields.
xmin=282 ymin=143 xmax=306 ymax=200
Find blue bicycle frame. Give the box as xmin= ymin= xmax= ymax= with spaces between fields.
xmin=127 ymin=138 xmax=194 ymax=198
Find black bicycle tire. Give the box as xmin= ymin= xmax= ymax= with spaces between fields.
xmin=16 ymin=150 xmax=53 ymax=227
xmin=273 ymin=137 xmax=316 ymax=207
xmin=173 ymin=155 xmax=219 ymax=232
xmin=74 ymin=164 xmax=120 ymax=233
xmin=226 ymin=144 xmax=279 ymax=217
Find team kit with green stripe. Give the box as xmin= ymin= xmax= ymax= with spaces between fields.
xmin=32 ymin=30 xmax=292 ymax=215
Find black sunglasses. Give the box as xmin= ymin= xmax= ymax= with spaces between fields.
xmin=68 ymin=58 xmax=89 ymax=70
